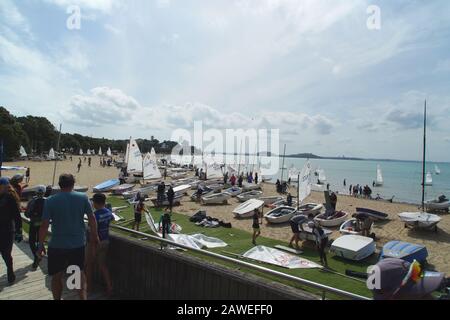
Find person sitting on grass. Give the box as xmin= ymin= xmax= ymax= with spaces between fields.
xmin=85 ymin=193 xmax=113 ymax=297
xmin=133 ymin=198 xmax=148 ymax=231
xmin=252 ymin=209 xmax=262 ymax=245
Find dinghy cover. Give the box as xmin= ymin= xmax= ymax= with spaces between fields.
xmin=243 ymin=246 xmax=322 ymax=269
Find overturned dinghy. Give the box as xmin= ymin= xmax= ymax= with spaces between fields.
xmin=379 ymin=241 xmax=428 ymax=263
xmin=298 ymin=203 xmax=323 ymax=216
xmin=93 ymin=179 xmax=120 ymax=193
xmin=264 ymin=206 xmax=297 ymax=224
xmin=237 ymin=190 xmax=263 ymax=202
xmin=111 ymin=184 xmax=135 ymax=195
xmin=398 ymin=212 xmax=441 ymax=231
xmin=331 ymin=235 xmax=376 ymax=261
xmin=233 ymin=199 xmax=265 ymax=218
xmin=314 ymin=211 xmax=349 ymax=227
xmin=122 ymin=184 xmax=157 ymax=199
xmin=356 ymin=207 xmax=388 ymax=221
xmin=201 ymin=192 xmax=231 ymax=205
xmin=242 ymin=183 xmax=262 ymax=192
xmin=260 ymin=196 xmax=284 ymax=206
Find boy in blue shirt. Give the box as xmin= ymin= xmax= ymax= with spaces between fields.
xmin=86 ymin=193 xmax=113 ymax=296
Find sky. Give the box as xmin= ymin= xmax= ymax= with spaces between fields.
xmin=1 ymin=0 xmax=450 ymax=161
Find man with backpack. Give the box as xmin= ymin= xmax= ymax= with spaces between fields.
xmin=25 ymin=185 xmax=47 ymax=269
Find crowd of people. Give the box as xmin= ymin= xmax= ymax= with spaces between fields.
xmin=0 ymin=173 xmax=113 ymax=299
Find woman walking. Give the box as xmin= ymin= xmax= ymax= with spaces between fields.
xmin=0 ymin=177 xmax=23 ymax=284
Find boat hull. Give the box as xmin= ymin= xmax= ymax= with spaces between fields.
xmin=314 ymin=211 xmax=349 ymax=227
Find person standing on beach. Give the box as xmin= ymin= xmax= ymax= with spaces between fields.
xmin=166 ymin=185 xmax=175 ymax=213
xmin=230 ymin=174 xmax=236 ymax=186
xmin=349 ymin=184 xmax=352 ymax=195
xmin=310 ymin=221 xmax=328 ymax=268
xmin=343 ymin=179 xmax=346 ymax=187
xmin=157 ymin=182 xmax=165 ymax=207
xmin=77 ymin=161 xmax=82 ymax=173
xmin=163 ymin=168 xmax=167 ymax=180
xmin=88 ymin=157 xmax=91 ymax=167
xmin=254 ymin=172 xmax=258 ymax=184
xmin=25 ymin=186 xmax=46 ymax=269
xmin=252 ymin=209 xmax=262 ymax=245
xmin=133 ymin=198 xmax=148 ymax=231
xmin=238 ymin=174 xmax=243 ymax=188
xmin=0 ymin=177 xmax=23 ymax=284
xmin=329 ymin=192 xmax=337 ymax=211
xmin=85 ymin=193 xmax=113 ymax=296
xmin=37 ymin=174 xmax=99 ymax=300
xmin=25 ymin=167 xmax=31 ymax=184
xmin=287 ymin=193 xmax=293 ymax=207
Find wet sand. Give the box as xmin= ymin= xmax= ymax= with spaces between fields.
xmin=4 ymin=159 xmax=449 ymax=274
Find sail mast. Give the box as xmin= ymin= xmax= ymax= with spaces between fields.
xmin=280 ymin=144 xmax=286 ymax=182
xmin=421 ymin=100 xmax=427 ymax=209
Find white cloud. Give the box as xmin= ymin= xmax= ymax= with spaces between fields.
xmin=44 ymin=0 xmax=119 ymax=14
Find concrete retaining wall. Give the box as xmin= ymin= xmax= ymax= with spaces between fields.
xmin=99 ymin=233 xmax=317 ymax=300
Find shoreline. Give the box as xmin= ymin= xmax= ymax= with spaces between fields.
xmin=4 ymin=159 xmax=450 ymax=275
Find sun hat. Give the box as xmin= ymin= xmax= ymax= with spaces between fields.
xmin=372 ymin=258 xmax=445 ymax=300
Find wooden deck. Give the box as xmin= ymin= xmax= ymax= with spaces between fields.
xmin=0 ymin=240 xmax=108 ymax=300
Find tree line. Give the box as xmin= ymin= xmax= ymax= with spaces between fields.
xmin=0 ymin=106 xmax=181 ymax=161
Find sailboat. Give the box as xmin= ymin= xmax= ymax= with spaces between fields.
xmin=399 ymin=101 xmax=441 ymax=231
xmin=79 ymin=149 xmax=83 ymax=156
xmin=434 ymin=164 xmax=441 ymax=175
xmin=126 ymin=138 xmax=143 ymax=174
xmin=107 ymin=147 xmax=112 ymax=157
xmin=375 ymin=165 xmax=383 ymax=186
xmin=288 ymin=165 xmax=300 ymax=183
xmin=19 ymin=146 xmax=27 ymax=158
xmin=143 ymin=152 xmax=162 ymax=180
xmin=48 ymin=148 xmax=56 ymax=160
xmin=98 ymin=147 xmax=103 ymax=156
xmin=87 ymin=149 xmax=91 ymax=156
xmin=425 ymin=172 xmax=433 ymax=186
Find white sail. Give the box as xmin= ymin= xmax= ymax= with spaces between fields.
xmin=127 ymin=139 xmax=142 ymax=174
xmin=107 ymin=147 xmax=112 ymax=157
xmin=48 ymin=148 xmax=55 ymax=160
xmin=288 ymin=166 xmax=300 ymax=181
xmin=318 ymin=169 xmax=327 ymax=183
xmin=124 ymin=143 xmax=130 ymax=163
xmin=98 ymin=147 xmax=102 ymax=156
xmin=87 ymin=149 xmax=91 ymax=156
xmin=79 ymin=149 xmax=83 ymax=156
xmin=376 ymin=165 xmax=383 ymax=186
xmin=298 ymin=161 xmax=312 ymax=203
xmin=206 ymin=162 xmax=223 ymax=179
xmin=425 ymin=172 xmax=433 ymax=186
xmin=150 ymin=147 xmax=157 ymax=162
xmin=91 ymin=149 xmax=96 ymax=155
xmin=435 ymin=165 xmax=440 ymax=175
xmin=143 ymin=152 xmax=162 ymax=180
xmin=19 ymin=146 xmax=27 ymax=157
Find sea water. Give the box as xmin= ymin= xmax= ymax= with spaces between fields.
xmin=263 ymin=157 xmax=450 ymax=205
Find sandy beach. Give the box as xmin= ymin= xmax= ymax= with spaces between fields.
xmin=4 ymin=159 xmax=450 ymax=274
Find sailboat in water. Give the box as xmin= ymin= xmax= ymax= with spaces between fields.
xmin=425 ymin=172 xmax=433 ymax=186
xmin=374 ymin=165 xmax=383 ymax=186
xmin=434 ymin=164 xmax=441 ymax=175
xmin=399 ymin=101 xmax=441 ymax=231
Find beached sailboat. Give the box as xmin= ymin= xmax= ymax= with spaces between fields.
xmin=98 ymin=147 xmax=103 ymax=156
xmin=19 ymin=146 xmax=27 ymax=158
xmin=143 ymin=152 xmax=162 ymax=180
xmin=48 ymin=148 xmax=55 ymax=160
xmin=79 ymin=149 xmax=83 ymax=156
xmin=126 ymin=138 xmax=142 ymax=174
xmin=434 ymin=164 xmax=440 ymax=175
xmin=398 ymin=101 xmax=441 ymax=231
xmin=87 ymin=149 xmax=91 ymax=156
xmin=375 ymin=165 xmax=383 ymax=186
xmin=107 ymin=147 xmax=112 ymax=157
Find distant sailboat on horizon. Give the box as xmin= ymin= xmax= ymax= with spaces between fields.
xmin=375 ymin=165 xmax=383 ymax=186
xmin=435 ymin=164 xmax=441 ymax=175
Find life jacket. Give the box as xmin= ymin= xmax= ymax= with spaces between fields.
xmin=29 ymin=197 xmax=45 ymax=225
